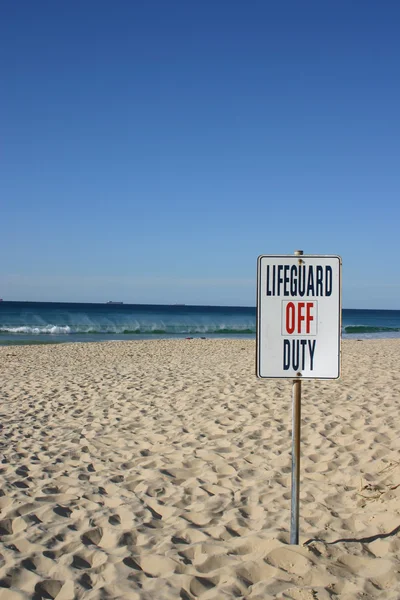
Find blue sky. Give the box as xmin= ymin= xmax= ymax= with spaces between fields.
xmin=1 ymin=1 xmax=400 ymax=308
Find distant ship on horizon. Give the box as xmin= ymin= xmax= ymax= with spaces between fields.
xmin=106 ymin=301 xmax=124 ymax=305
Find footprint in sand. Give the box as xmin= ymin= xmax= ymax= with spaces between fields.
xmin=189 ymin=575 xmax=220 ymax=597
xmin=34 ymin=579 xmax=64 ymax=599
xmin=0 ymin=517 xmax=27 ymax=536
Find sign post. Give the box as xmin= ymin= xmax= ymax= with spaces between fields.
xmin=256 ymin=251 xmax=341 ymax=544
xmin=290 ymin=249 xmax=303 ymax=545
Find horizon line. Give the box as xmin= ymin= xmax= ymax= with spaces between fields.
xmin=0 ymin=300 xmax=399 ymax=312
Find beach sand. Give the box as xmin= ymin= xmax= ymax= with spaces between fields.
xmin=1 ymin=338 xmax=400 ymax=599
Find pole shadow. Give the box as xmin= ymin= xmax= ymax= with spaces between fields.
xmin=304 ymin=523 xmax=400 ymax=546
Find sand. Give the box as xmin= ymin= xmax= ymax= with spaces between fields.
xmin=1 ymin=338 xmax=400 ymax=599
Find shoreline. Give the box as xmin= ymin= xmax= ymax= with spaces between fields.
xmin=2 ymin=331 xmax=400 ymax=347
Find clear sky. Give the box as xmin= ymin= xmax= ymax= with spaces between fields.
xmin=1 ymin=1 xmax=400 ymax=308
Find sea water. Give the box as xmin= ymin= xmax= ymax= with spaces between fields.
xmin=0 ymin=301 xmax=400 ymax=345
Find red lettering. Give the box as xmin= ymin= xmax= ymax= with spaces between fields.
xmin=306 ymin=302 xmax=314 ymax=333
xmin=286 ymin=302 xmax=295 ymax=334
xmin=297 ymin=302 xmax=305 ymax=333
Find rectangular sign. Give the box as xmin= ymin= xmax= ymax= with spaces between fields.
xmin=256 ymin=255 xmax=342 ymax=379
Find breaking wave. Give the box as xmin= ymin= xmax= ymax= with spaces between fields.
xmin=2 ymin=303 xmax=400 ymax=342
xmin=0 ymin=324 xmax=256 ymax=335
xmin=0 ymin=325 xmax=72 ymax=335
xmin=2 ymin=323 xmax=400 ymax=336
xmin=344 ymin=325 xmax=400 ymax=334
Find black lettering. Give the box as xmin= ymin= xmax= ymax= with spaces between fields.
xmin=306 ymin=267 xmax=315 ymax=296
xmin=308 ymin=340 xmax=316 ymax=370
xmin=266 ymin=265 xmax=272 ymax=295
xmin=277 ymin=265 xmax=283 ymax=296
xmin=290 ymin=265 xmax=297 ymax=296
xmin=272 ymin=265 xmax=276 ymax=295
xmin=300 ymin=339 xmax=307 ymax=369
xmin=283 ymin=339 xmax=290 ymax=370
xmin=316 ymin=266 xmax=323 ymax=296
xmin=284 ymin=265 xmax=290 ymax=296
xmin=292 ymin=339 xmax=299 ymax=370
xmin=298 ymin=265 xmax=305 ymax=296
xmin=325 ymin=266 xmax=332 ymax=296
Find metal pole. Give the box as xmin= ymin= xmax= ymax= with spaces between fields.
xmin=290 ymin=378 xmax=301 ymax=544
xmin=290 ymin=249 xmax=303 ymax=545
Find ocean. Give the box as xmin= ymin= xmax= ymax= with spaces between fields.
xmin=0 ymin=301 xmax=400 ymax=345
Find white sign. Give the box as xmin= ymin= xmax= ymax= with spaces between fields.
xmin=256 ymin=255 xmax=341 ymax=379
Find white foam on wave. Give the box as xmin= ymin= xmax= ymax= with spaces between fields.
xmin=0 ymin=325 xmax=72 ymax=335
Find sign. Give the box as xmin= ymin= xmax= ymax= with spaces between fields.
xmin=256 ymin=255 xmax=341 ymax=379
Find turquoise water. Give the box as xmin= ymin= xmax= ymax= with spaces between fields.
xmin=0 ymin=302 xmax=399 ymax=345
